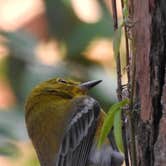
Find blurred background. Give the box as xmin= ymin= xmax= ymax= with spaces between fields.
xmin=0 ymin=0 xmax=125 ymax=165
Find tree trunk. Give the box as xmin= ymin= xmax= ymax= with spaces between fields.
xmin=129 ymin=0 xmax=166 ymax=166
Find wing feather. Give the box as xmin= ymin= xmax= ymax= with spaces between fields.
xmin=56 ymin=97 xmax=100 ymax=166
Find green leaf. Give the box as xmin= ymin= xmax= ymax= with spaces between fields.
xmin=123 ymin=5 xmax=129 ymax=18
xmin=98 ymin=106 xmax=116 ymax=148
xmin=113 ymin=98 xmax=129 ymax=108
xmin=113 ymin=27 xmax=122 ymax=58
xmin=114 ymin=109 xmax=124 ymax=153
xmin=123 ymin=0 xmax=129 ymax=17
xmin=98 ymin=99 xmax=129 ymax=148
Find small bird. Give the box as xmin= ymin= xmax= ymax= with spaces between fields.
xmin=25 ymin=78 xmax=124 ymax=166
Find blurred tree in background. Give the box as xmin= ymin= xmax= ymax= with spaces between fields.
xmin=0 ymin=0 xmax=125 ymax=165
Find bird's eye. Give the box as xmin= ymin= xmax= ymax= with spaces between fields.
xmin=58 ymin=79 xmax=67 ymax=83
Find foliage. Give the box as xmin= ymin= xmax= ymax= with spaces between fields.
xmin=98 ymin=99 xmax=129 ymax=153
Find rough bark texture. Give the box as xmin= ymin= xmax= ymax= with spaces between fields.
xmin=130 ymin=0 xmax=166 ymax=165
xmin=154 ymin=69 xmax=166 ymax=166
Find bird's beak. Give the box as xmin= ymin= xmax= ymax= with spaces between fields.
xmin=79 ymin=80 xmax=102 ymax=90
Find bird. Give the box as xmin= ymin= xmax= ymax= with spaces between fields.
xmin=25 ymin=78 xmax=124 ymax=166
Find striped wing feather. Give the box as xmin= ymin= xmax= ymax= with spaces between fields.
xmin=56 ymin=97 xmax=100 ymax=166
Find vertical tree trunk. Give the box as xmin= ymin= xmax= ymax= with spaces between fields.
xmin=129 ymin=0 xmax=166 ymax=165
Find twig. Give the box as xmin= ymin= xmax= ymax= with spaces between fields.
xmin=111 ymin=0 xmax=122 ymax=101
xmin=129 ymin=37 xmax=137 ymax=166
xmin=111 ymin=2 xmax=131 ymax=166
xmin=120 ymin=0 xmax=130 ymax=165
xmin=127 ymin=0 xmax=137 ymax=165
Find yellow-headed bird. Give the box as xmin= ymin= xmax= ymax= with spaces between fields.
xmin=25 ymin=78 xmax=124 ymax=166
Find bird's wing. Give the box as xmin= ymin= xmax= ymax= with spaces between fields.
xmin=56 ymin=96 xmax=100 ymax=166
xmin=88 ymin=143 xmax=124 ymax=166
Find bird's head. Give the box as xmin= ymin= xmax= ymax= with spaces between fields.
xmin=27 ymin=77 xmax=102 ymax=99
xmin=25 ymin=78 xmax=102 ymax=118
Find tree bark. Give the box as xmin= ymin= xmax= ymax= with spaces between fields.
xmin=129 ymin=0 xmax=166 ymax=166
